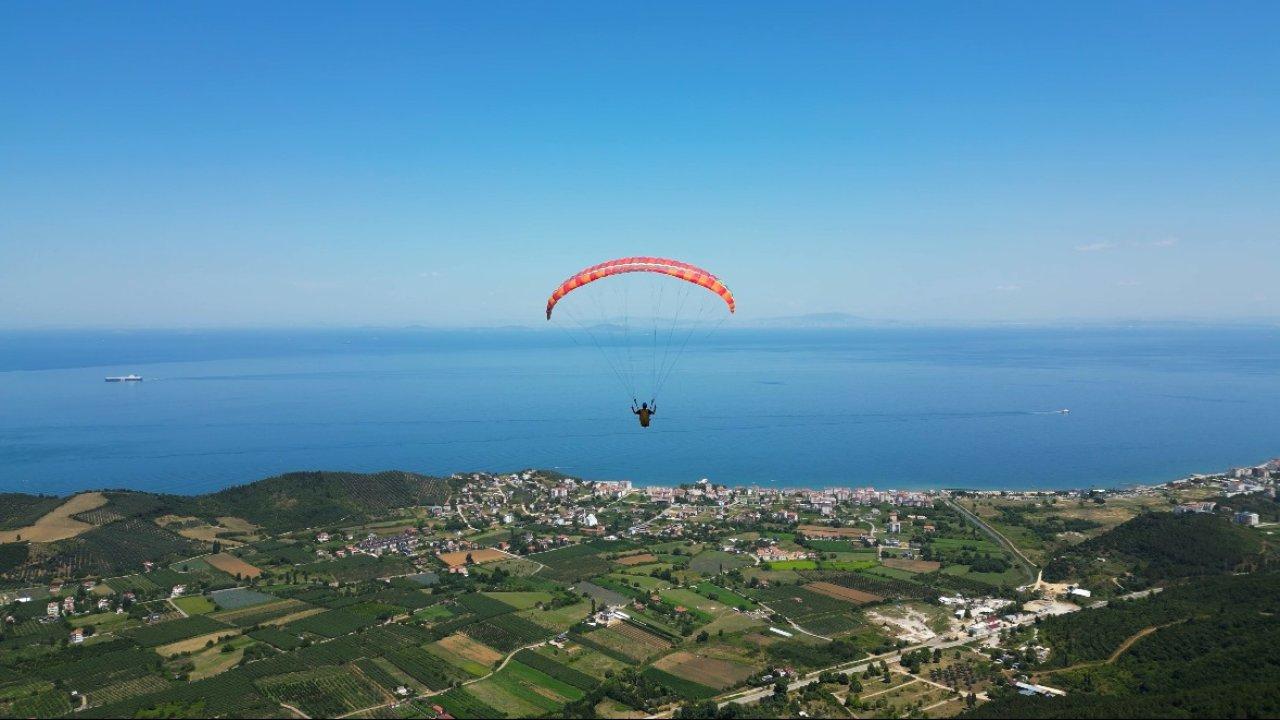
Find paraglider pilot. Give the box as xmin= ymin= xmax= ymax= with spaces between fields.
xmin=632 ymin=399 xmax=656 ymax=428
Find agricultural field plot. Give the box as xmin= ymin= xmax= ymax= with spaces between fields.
xmin=642 ymin=666 xmax=718 ymax=700
xmin=570 ymin=580 xmax=629 ymax=607
xmin=862 ymin=565 xmax=921 ymax=581
xmin=519 ymin=599 xmax=592 ymax=633
xmin=482 ymin=590 xmax=552 ymax=610
xmin=28 ymin=652 xmax=159 ymax=707
xmin=462 ymin=612 xmax=550 ymax=651
xmin=214 ymin=516 xmax=259 ymax=537
xmin=303 ymin=550 xmax=409 ymax=579
xmin=69 ymin=610 xmax=130 ymax=633
xmin=614 ymin=553 xmax=658 ymax=566
xmin=750 ymin=584 xmax=868 ymax=621
xmin=127 ymin=615 xmax=233 ymax=647
xmin=803 ymin=570 xmax=935 ymax=602
xmin=700 ymin=610 xmax=766 ymax=636
xmin=0 ymin=492 xmax=107 ymax=543
xmin=155 ymin=516 xmax=246 ymax=546
xmin=1 ymin=688 xmax=73 ymax=718
xmin=659 ymin=587 xmax=729 ymax=616
xmin=576 ymin=621 xmax=672 ymax=663
xmin=154 ymin=628 xmax=242 ymax=657
xmin=801 ymin=611 xmax=872 ymax=637
xmin=926 ymin=536 xmax=1003 ymax=555
xmin=798 ymin=524 xmax=868 ymax=539
xmin=81 ymin=669 xmax=281 ymax=718
xmin=243 ymin=541 xmax=315 ymax=566
xmin=465 ymin=660 xmax=585 ymax=717
xmin=765 ymin=558 xmax=879 ymax=572
xmin=344 ymin=600 xmax=405 ymax=621
xmin=511 ymin=649 xmax=597 ymax=690
xmin=804 ymin=581 xmax=883 ymax=605
xmin=171 ymin=594 xmax=217 ymax=615
xmin=209 ymin=586 xmax=275 ymax=610
xmin=184 ymin=639 xmax=250 ymax=680
xmin=428 ymin=633 xmax=503 ymax=676
xmin=882 ymin=558 xmax=942 ymax=574
xmin=170 ymin=556 xmax=215 ymax=572
xmin=537 ymin=643 xmax=628 ymax=680
xmin=204 ymin=552 xmax=262 ymax=578
xmin=212 ymin=597 xmax=313 ymax=627
xmin=688 ymin=549 xmax=752 ymax=574
xmin=25 ymin=519 xmax=208 ymax=584
xmin=248 ymin=626 xmax=306 ymax=650
xmin=255 ymin=665 xmax=389 ymax=718
xmin=604 ymin=572 xmax=671 ymax=590
xmin=652 ymin=650 xmax=755 ymax=691
xmin=382 ymin=645 xmax=469 ymax=691
xmin=476 ymin=556 xmax=542 ymax=577
xmin=415 ymin=604 xmax=454 ymax=622
xmin=692 ymin=582 xmax=758 ymax=610
xmin=284 ymin=608 xmax=376 ymax=637
xmin=3 ymin=619 xmax=71 ymax=648
xmin=805 ymin=539 xmax=875 ymax=553
xmin=106 ymin=573 xmax=162 ymax=595
xmin=531 ymin=541 xmax=634 ymax=581
xmin=437 ymin=547 xmax=507 ymax=567
xmin=351 ymin=657 xmax=405 ymax=696
xmin=456 ymin=591 xmax=518 ymax=619
xmin=436 ymin=686 xmax=508 ymax=719
xmin=612 ymin=561 xmax=673 ymax=577
xmin=87 ymin=675 xmax=171 ymax=708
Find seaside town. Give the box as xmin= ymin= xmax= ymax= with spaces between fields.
xmin=1 ymin=458 xmax=1275 ymax=719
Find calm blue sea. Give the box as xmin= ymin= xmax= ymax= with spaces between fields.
xmin=2 ymin=327 xmax=1279 ymax=496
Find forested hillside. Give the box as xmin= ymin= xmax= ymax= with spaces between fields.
xmin=1043 ymin=511 xmax=1268 ymax=587
xmin=965 ymin=572 xmax=1280 ymax=718
xmin=190 ymin=470 xmax=455 ymax=531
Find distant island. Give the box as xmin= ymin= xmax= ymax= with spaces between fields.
xmin=1 ymin=459 xmax=1276 ymax=719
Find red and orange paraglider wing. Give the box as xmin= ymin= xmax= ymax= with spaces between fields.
xmin=546 ymin=257 xmax=735 ymax=319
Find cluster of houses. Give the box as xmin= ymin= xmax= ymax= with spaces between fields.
xmin=1172 ymin=500 xmax=1264 ymax=526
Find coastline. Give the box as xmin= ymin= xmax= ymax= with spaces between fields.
xmin=6 ymin=455 xmax=1271 ymax=500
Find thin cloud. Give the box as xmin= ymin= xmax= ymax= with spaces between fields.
xmin=1074 ymin=242 xmax=1114 ymax=253
xmin=1146 ymin=237 xmax=1179 ymax=248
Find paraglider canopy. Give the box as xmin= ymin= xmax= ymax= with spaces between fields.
xmin=545 ymin=256 xmax=734 ymax=404
xmin=546 ymin=256 xmax=734 ymax=320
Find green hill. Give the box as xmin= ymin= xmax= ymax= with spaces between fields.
xmin=0 ymin=470 xmax=455 ymax=586
xmin=190 ymin=470 xmax=454 ymax=531
xmin=1043 ymin=511 xmax=1267 ymax=588
xmin=964 ymin=572 xmax=1280 ymax=718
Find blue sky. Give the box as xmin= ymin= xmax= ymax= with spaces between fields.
xmin=2 ymin=2 xmax=1277 ymax=328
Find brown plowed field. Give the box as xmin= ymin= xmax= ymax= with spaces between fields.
xmin=803 ymin=581 xmax=882 ymax=605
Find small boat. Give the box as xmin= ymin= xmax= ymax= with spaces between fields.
xmin=1057 ymin=408 xmax=1070 ymax=414
xmin=105 ymin=374 xmax=143 ymax=382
